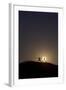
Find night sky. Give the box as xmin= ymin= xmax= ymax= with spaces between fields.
xmin=19 ymin=11 xmax=58 ymax=65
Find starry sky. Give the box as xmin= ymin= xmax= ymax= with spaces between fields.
xmin=19 ymin=11 xmax=58 ymax=65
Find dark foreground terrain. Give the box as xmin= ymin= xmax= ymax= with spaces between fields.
xmin=19 ymin=61 xmax=58 ymax=79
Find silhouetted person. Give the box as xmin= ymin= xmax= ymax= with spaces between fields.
xmin=38 ymin=57 xmax=41 ymax=61
xmin=44 ymin=57 xmax=45 ymax=62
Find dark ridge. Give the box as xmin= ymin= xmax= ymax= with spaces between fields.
xmin=19 ymin=61 xmax=58 ymax=79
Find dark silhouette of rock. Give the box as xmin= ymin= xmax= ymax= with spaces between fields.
xmin=19 ymin=61 xmax=58 ymax=79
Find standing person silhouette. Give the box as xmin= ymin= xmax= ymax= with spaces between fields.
xmin=38 ymin=57 xmax=41 ymax=62
xmin=44 ymin=57 xmax=45 ymax=62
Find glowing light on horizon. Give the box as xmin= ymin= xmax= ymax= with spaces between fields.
xmin=42 ymin=56 xmax=47 ymax=62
